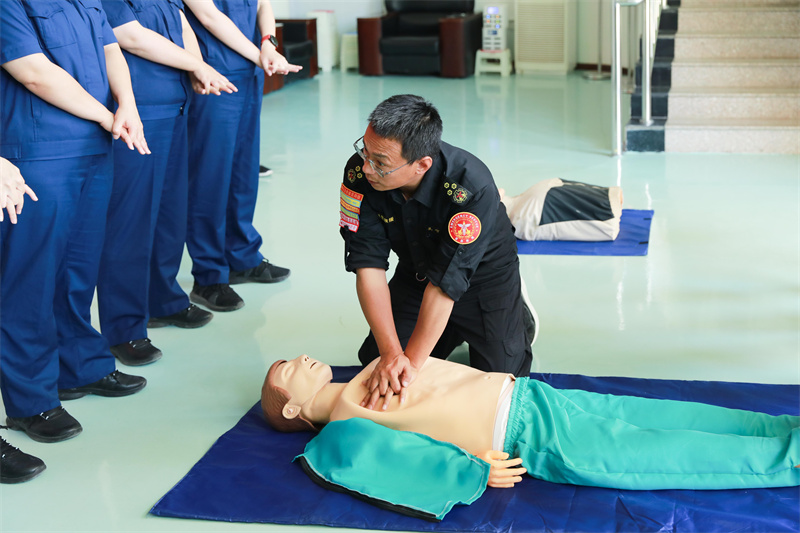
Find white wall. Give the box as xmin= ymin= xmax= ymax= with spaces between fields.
xmin=270 ymin=0 xmax=628 ymax=69
xmin=271 ymin=0 xmax=384 ymax=35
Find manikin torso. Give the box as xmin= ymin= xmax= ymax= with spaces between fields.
xmin=329 ymin=358 xmax=512 ymax=455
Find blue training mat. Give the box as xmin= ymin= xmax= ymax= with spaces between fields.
xmin=516 ymin=209 xmax=654 ymax=256
xmin=150 ymin=367 xmax=799 ymax=533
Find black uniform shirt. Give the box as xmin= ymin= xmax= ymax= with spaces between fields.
xmin=339 ymin=142 xmax=518 ymax=302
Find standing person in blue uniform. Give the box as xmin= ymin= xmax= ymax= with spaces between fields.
xmin=0 ymin=158 xmax=45 ymax=484
xmin=182 ymin=0 xmax=300 ymax=312
xmin=97 ymin=0 xmax=238 ymax=366
xmin=1 ymin=0 xmax=148 ymax=444
xmin=340 ymin=95 xmax=536 ymax=411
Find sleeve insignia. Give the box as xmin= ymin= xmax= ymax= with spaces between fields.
xmin=448 ymin=212 xmax=481 ymax=244
xmin=340 ymin=184 xmax=363 ymax=232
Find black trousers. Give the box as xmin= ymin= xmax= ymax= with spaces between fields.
xmin=357 ymin=263 xmax=532 ymax=377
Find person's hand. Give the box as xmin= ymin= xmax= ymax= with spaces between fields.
xmin=111 ymin=104 xmax=150 ymax=155
xmin=0 ymin=158 xmax=38 ymax=224
xmin=479 ymin=451 xmax=526 ymax=488
xmin=192 ymin=63 xmax=238 ymax=95
xmin=259 ymin=46 xmax=302 ymax=76
xmin=360 ymin=352 xmax=418 ymax=411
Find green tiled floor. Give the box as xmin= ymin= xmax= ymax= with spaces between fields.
xmin=2 ymin=70 xmax=798 ymax=532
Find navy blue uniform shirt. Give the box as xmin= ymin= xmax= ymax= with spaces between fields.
xmin=0 ymin=0 xmax=117 ymax=160
xmin=339 ymin=142 xmax=519 ymax=302
xmin=101 ymin=0 xmax=189 ymax=119
xmin=184 ymin=0 xmax=258 ymax=80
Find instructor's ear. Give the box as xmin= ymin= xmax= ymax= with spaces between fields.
xmin=283 ymin=404 xmax=300 ymax=419
xmin=415 ymin=156 xmax=433 ymax=175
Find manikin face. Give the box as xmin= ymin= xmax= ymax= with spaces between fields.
xmin=359 ymin=125 xmax=427 ymax=195
xmin=273 ymin=355 xmax=333 ymax=409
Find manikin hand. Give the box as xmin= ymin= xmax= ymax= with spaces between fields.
xmin=361 ymin=352 xmax=418 ymax=411
xmin=0 ymin=158 xmax=37 ymax=224
xmin=479 ymin=450 xmax=527 ymax=488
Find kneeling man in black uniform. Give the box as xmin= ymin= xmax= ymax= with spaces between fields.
xmin=339 ymin=94 xmax=535 ymax=411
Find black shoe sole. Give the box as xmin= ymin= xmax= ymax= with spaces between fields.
xmin=0 ymin=463 xmax=46 ymax=484
xmin=5 ymin=419 xmax=82 ymax=443
xmin=109 ymin=345 xmax=162 ymax=367
xmin=111 ymin=351 xmax=162 ymax=367
xmin=58 ymin=380 xmax=147 ymax=401
xmin=228 ymin=272 xmax=290 ymax=285
xmin=189 ymin=292 xmax=244 ymax=312
xmin=147 ymin=314 xmax=213 ymax=329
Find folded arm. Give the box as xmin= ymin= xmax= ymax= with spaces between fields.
xmin=2 ymin=53 xmax=115 ymax=132
xmin=256 ymin=0 xmax=301 ymax=75
xmin=104 ymin=43 xmax=149 ymax=154
xmin=183 ymin=0 xmax=261 ymax=67
xmin=112 ymin=18 xmax=235 ymax=95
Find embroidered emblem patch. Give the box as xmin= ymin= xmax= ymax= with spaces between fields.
xmin=444 ymin=181 xmax=471 ymax=204
xmin=448 ymin=212 xmax=481 ymax=244
xmin=340 ymin=184 xmax=363 ymax=232
xmin=347 ymin=169 xmax=356 ymax=183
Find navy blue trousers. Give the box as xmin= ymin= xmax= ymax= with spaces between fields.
xmin=1 ymin=154 xmax=116 ymax=417
xmin=97 ymin=114 xmax=190 ymax=346
xmin=186 ymin=72 xmax=265 ymax=286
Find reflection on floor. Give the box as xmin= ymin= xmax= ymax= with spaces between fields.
xmin=2 ymin=71 xmax=798 ymax=533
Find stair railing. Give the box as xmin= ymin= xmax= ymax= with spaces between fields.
xmin=612 ymin=0 xmax=665 ymax=155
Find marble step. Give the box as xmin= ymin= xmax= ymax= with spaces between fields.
xmin=671 ymin=58 xmax=800 ymax=89
xmin=677 ymin=5 xmax=800 ymax=34
xmin=668 ymin=87 xmax=800 ymax=120
xmin=674 ymin=34 xmax=800 ymax=59
xmin=665 ymin=118 xmax=800 ymax=153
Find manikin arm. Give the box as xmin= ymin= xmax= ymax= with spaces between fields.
xmin=478 ymin=450 xmax=527 ymax=488
xmin=298 ymin=418 xmax=494 ymax=521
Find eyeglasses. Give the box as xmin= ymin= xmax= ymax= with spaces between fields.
xmin=353 ymin=136 xmax=412 ymax=178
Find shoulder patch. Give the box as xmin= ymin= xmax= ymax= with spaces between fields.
xmin=448 ymin=212 xmax=481 ymax=244
xmin=347 ymin=165 xmax=365 ymax=184
xmin=340 ymin=184 xmax=363 ymax=232
xmin=444 ymin=181 xmax=472 ymax=205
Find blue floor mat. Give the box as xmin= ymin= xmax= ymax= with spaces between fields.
xmin=150 ymin=367 xmax=799 ymax=533
xmin=516 ymin=209 xmax=654 ymax=256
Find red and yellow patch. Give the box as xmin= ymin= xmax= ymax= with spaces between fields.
xmin=448 ymin=212 xmax=481 ymax=244
xmin=340 ymin=184 xmax=363 ymax=232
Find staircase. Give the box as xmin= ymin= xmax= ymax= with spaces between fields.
xmin=627 ymin=0 xmax=800 ymax=153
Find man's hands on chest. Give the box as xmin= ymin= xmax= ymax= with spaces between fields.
xmin=360 ymin=351 xmax=418 ymax=411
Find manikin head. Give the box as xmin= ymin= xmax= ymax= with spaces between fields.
xmin=356 ymin=95 xmax=442 ymax=195
xmin=261 ymin=355 xmax=332 ymax=432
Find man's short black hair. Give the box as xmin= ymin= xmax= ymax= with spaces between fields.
xmin=368 ymin=95 xmax=442 ymax=162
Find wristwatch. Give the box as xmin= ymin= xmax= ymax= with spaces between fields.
xmin=261 ymin=34 xmax=278 ymax=48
